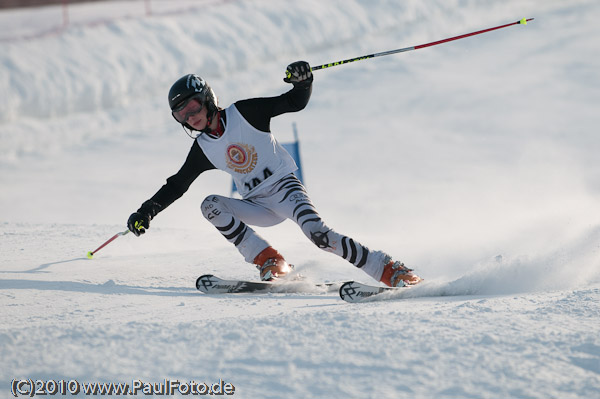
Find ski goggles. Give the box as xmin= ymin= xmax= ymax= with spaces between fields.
xmin=171 ymin=95 xmax=204 ymax=124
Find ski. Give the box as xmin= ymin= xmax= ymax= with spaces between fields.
xmin=196 ymin=274 xmax=337 ymax=294
xmin=338 ymin=281 xmax=406 ymax=303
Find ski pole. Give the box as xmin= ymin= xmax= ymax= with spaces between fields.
xmin=310 ymin=18 xmax=534 ymax=73
xmin=87 ymin=229 xmax=129 ymax=259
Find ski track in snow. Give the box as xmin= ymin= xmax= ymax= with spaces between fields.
xmin=2 ymin=0 xmax=600 ymax=398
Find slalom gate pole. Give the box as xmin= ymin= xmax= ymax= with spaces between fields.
xmin=87 ymin=230 xmax=129 ymax=259
xmin=311 ymin=18 xmax=534 ymax=72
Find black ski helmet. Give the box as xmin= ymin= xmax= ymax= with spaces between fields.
xmin=168 ymin=74 xmax=218 ymax=132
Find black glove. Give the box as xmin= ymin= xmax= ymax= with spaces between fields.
xmin=283 ymin=61 xmax=313 ymax=85
xmin=127 ymin=200 xmax=162 ymax=237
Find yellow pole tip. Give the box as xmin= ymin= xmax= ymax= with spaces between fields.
xmin=520 ymin=18 xmax=528 ymax=25
xmin=87 ymin=251 xmax=94 ymax=259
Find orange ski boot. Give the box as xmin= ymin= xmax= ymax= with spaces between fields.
xmin=253 ymin=247 xmax=292 ymax=281
xmin=379 ymin=257 xmax=422 ymax=287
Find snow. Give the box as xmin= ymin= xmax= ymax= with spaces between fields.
xmin=1 ymin=0 xmax=600 ymax=398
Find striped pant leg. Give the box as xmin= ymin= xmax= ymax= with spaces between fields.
xmin=269 ymin=175 xmax=387 ymax=279
xmin=200 ymin=194 xmax=285 ymax=263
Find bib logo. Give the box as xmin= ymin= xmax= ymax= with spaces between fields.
xmin=226 ymin=143 xmax=258 ymax=174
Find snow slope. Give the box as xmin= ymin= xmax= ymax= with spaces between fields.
xmin=1 ymin=0 xmax=600 ymax=398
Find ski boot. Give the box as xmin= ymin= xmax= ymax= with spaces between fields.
xmin=379 ymin=256 xmax=422 ymax=287
xmin=253 ymin=246 xmax=292 ymax=281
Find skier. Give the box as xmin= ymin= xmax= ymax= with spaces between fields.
xmin=126 ymin=61 xmax=422 ymax=287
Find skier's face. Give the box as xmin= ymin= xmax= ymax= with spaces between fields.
xmin=172 ymin=97 xmax=206 ymax=128
xmin=186 ymin=104 xmax=209 ymax=130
